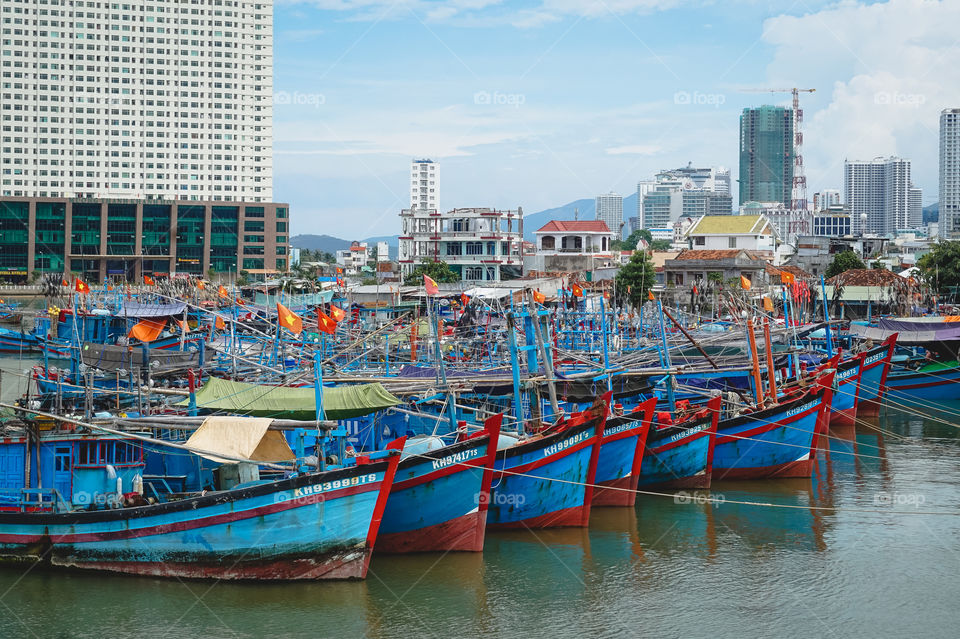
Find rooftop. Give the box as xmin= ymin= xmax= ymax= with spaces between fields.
xmin=673 ymin=249 xmax=766 ymax=261
xmin=826 ymin=268 xmax=907 ymax=286
xmin=687 ymin=214 xmax=771 ymax=236
xmin=535 ymin=220 xmax=612 ymax=234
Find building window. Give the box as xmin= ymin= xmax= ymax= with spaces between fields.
xmin=728 ymin=237 xmax=736 ymax=248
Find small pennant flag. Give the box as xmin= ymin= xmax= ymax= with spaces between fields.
xmin=75 ymin=278 xmax=90 ymax=294
xmin=61 ymin=278 xmax=69 ymax=287
xmin=571 ymin=284 xmax=583 ymax=298
xmin=218 ymin=285 xmax=229 ymax=299
xmin=648 ymin=290 xmax=655 ymax=301
xmin=533 ymin=290 xmax=546 ymax=304
xmin=215 ymin=316 xmax=225 ymax=330
xmin=460 ymin=293 xmax=470 ymax=307
xmin=143 ymin=275 xmax=155 ymax=286
xmin=277 ymin=302 xmax=303 ymax=335
xmin=692 ymin=285 xmax=698 ymax=296
xmin=197 ymin=280 xmax=206 ymax=290
xmin=740 ymin=275 xmax=751 ymax=291
xmin=329 ymin=304 xmax=346 ymax=322
xmin=424 ymin=274 xmax=440 ymax=296
xmin=317 ymin=309 xmax=337 ymax=335
xmin=236 ymin=297 xmax=246 ymax=306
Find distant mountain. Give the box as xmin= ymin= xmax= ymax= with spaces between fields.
xmin=522 ymin=194 xmax=639 ymax=240
xmin=923 ymin=202 xmax=939 ymax=224
xmin=290 ymin=234 xmax=351 ymax=253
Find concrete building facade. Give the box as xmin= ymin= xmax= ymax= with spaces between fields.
xmin=941 ymin=109 xmax=960 ymax=239
xmin=595 ymin=192 xmax=623 ymax=239
xmin=739 ymin=106 xmax=794 ymax=205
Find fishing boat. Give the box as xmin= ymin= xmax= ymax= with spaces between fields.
xmin=637 ymin=397 xmax=720 ymax=490
xmin=712 ymin=372 xmax=834 ymax=480
xmin=884 ymin=359 xmax=960 ymax=403
xmin=591 ymin=397 xmax=656 ymax=507
xmin=377 ymin=415 xmax=502 ymax=553
xmin=829 ymin=354 xmax=863 ymax=428
xmin=485 ymin=396 xmax=608 ymax=530
xmin=851 ymin=334 xmax=897 ymax=417
xmin=0 ymin=417 xmax=402 ymax=580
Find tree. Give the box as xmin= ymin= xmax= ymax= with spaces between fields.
xmin=621 ymin=229 xmax=655 ymax=251
xmin=403 ymin=260 xmax=461 ymax=286
xmin=614 ymin=250 xmax=656 ymax=307
xmin=917 ymin=240 xmax=960 ymax=296
xmin=825 ymin=250 xmax=866 ymax=279
xmin=650 ymin=239 xmax=673 ymax=251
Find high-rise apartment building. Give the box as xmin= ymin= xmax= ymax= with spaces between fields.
xmin=843 ymin=157 xmax=912 ymax=235
xmin=595 ymin=192 xmax=623 ymax=239
xmin=642 ymin=165 xmax=732 ymax=229
xmin=941 ymin=109 xmax=960 ymax=239
xmin=410 ymin=159 xmax=438 ymax=211
xmin=813 ymin=189 xmax=841 ymax=212
xmin=909 ymin=185 xmax=923 ymax=229
xmin=1 ymin=0 xmax=274 ymax=201
xmin=739 ymin=106 xmax=794 ymax=206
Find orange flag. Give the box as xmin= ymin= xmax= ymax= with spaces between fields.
xmin=763 ymin=296 xmax=774 ymax=312
xmin=277 ymin=302 xmax=303 ymax=335
xmin=214 ymin=315 xmax=225 ymax=330
xmin=603 ymin=291 xmax=610 ymax=300
xmin=329 ymin=304 xmax=346 ymax=322
xmin=236 ymin=297 xmax=246 ymax=306
xmin=780 ymin=271 xmax=795 ymax=285
xmin=317 ymin=309 xmax=337 ymax=335
xmin=75 ymin=278 xmax=89 ymax=294
xmin=533 ymin=290 xmax=546 ymax=304
xmin=61 ymin=278 xmax=69 ymax=287
xmin=740 ymin=275 xmax=751 ymax=290
xmin=648 ymin=290 xmax=655 ymax=301
xmin=107 ymin=285 xmax=114 ymax=292
xmin=128 ymin=318 xmax=165 ymax=342
xmin=571 ymin=284 xmax=583 ymax=298
xmin=144 ymin=275 xmax=155 ymax=286
xmin=197 ymin=280 xmax=206 ymax=290
xmin=218 ymin=285 xmax=229 ymax=299
xmin=336 ymin=267 xmax=343 ymax=275
xmin=424 ymin=274 xmax=439 ymax=296
xmin=460 ymin=293 xmax=470 ymax=307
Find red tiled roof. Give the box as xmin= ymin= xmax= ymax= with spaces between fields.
xmin=673 ymin=249 xmax=766 ymax=261
xmin=764 ymin=263 xmax=813 ymax=279
xmin=826 ymin=268 xmax=906 ymax=286
xmin=535 ymin=220 xmax=612 ymax=233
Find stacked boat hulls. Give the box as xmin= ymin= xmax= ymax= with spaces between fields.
xmin=0 ymin=284 xmax=955 ymax=581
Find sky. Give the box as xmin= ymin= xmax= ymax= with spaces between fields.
xmin=272 ymin=0 xmax=960 ymax=239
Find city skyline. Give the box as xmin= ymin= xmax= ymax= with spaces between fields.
xmin=272 ymin=0 xmax=958 ymax=238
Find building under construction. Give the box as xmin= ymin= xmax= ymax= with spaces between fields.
xmin=739 ymin=106 xmax=795 ymax=206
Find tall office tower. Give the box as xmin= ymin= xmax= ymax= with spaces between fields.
xmin=595 ymin=192 xmax=624 ymax=239
xmin=941 ymin=109 xmax=960 ymax=239
xmin=813 ymin=189 xmax=841 ymax=212
xmin=636 ymin=180 xmax=656 ymax=230
xmin=843 ymin=157 xmax=912 ymax=235
xmin=410 ymin=159 xmax=438 ymax=210
xmin=1 ymin=0 xmax=274 ymax=202
xmin=908 ymin=184 xmax=923 ymax=229
xmin=739 ymin=106 xmax=794 ymax=205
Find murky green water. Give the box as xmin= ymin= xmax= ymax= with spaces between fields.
xmin=1 ymin=355 xmax=959 ymax=638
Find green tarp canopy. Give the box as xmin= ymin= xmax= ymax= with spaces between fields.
xmin=176 ymin=377 xmax=400 ymax=420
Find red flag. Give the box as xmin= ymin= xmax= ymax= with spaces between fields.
xmin=692 ymin=285 xmax=698 ymax=296
xmin=781 ymin=271 xmax=795 ymax=285
xmin=197 ymin=280 xmax=206 ymax=290
xmin=648 ymin=290 xmax=655 ymax=301
xmin=143 ymin=275 xmax=155 ymax=286
xmin=603 ymin=291 xmax=610 ymax=300
xmin=75 ymin=278 xmax=89 ymax=294
xmin=214 ymin=316 xmax=225 ymax=330
xmin=218 ymin=285 xmax=229 ymax=299
xmin=317 ymin=309 xmax=337 ymax=335
xmin=329 ymin=304 xmax=346 ymax=322
xmin=236 ymin=297 xmax=246 ymax=306
xmin=336 ymin=277 xmax=345 ymax=287
xmin=460 ymin=293 xmax=470 ymax=307
xmin=740 ymin=275 xmax=751 ymax=290
xmin=533 ymin=290 xmax=546 ymax=304
xmin=336 ymin=267 xmax=343 ymax=275
xmin=61 ymin=278 xmax=69 ymax=287
xmin=276 ymin=302 xmax=303 ymax=335
xmin=571 ymin=284 xmax=583 ymax=298
xmin=424 ymin=274 xmax=439 ymax=296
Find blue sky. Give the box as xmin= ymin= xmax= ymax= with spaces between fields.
xmin=272 ymin=0 xmax=959 ymax=238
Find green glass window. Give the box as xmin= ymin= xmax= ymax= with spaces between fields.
xmin=210 ymin=206 xmax=239 ymax=273
xmin=71 ymin=203 xmax=102 ymax=257
xmin=175 ymin=204 xmax=205 ymax=275
xmin=142 ymin=204 xmax=171 ymax=256
xmin=107 ymin=203 xmax=136 ymax=256
xmin=276 ymin=221 xmax=286 ymax=232
xmin=0 ymin=201 xmax=29 ymax=281
xmin=243 ymin=235 xmax=264 ymax=243
xmin=244 ymin=206 xmax=264 ymax=218
xmin=243 ymin=220 xmax=264 ymax=232
xmin=35 ymin=201 xmax=66 ymax=273
xmin=242 ymin=258 xmax=264 ymax=270
xmin=276 ymin=208 xmax=287 ymax=219
xmin=276 ymin=258 xmax=286 ymax=270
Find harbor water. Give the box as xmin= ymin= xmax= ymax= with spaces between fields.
xmin=1 ymin=356 xmax=958 ymax=638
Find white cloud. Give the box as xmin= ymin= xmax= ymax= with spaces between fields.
xmin=762 ymin=0 xmax=960 ymax=198
xmin=605 ymin=144 xmax=662 ymax=155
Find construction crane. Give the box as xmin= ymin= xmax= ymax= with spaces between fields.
xmin=741 ymin=87 xmax=816 ymax=237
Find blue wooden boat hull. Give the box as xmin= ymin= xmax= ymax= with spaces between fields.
xmin=486 ymin=400 xmax=607 ymax=529
xmin=637 ymin=397 xmax=720 ymax=490
xmin=885 ymin=364 xmax=960 ymax=402
xmin=0 ymin=328 xmax=38 ymax=354
xmin=830 ymin=355 xmax=862 ymax=427
xmin=713 ymin=376 xmax=833 ymax=480
xmin=0 ymin=455 xmax=400 ymax=580
xmin=377 ymin=417 xmax=501 ymax=553
xmin=856 ymin=335 xmax=897 ymax=417
xmin=592 ymin=397 xmax=655 ymax=507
